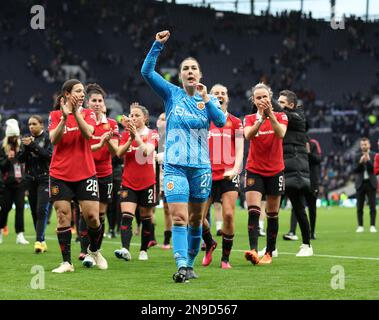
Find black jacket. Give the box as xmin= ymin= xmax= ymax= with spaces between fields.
xmin=353 ymin=151 xmax=377 ymax=190
xmin=282 ymin=107 xmax=310 ymax=190
xmin=308 ymin=138 xmax=322 ymax=192
xmin=0 ymin=146 xmax=24 ymax=186
xmin=18 ymin=130 xmax=52 ymax=182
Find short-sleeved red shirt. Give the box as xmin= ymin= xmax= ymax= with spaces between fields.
xmin=90 ymin=115 xmax=119 ymax=178
xmin=48 ymin=108 xmax=97 ymax=182
xmin=244 ymin=112 xmax=288 ymax=177
xmin=209 ymin=113 xmax=243 ymax=181
xmin=120 ymin=127 xmax=159 ymax=190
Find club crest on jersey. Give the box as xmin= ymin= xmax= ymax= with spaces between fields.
xmin=51 ymin=185 xmax=59 ymax=196
xmin=226 ymin=120 xmax=232 ymax=127
xmin=166 ymin=182 xmax=174 ymax=191
xmin=103 ymin=123 xmax=110 ymax=130
xmin=120 ymin=190 xmax=128 ymax=199
xmin=247 ymin=178 xmax=255 ymax=186
xmin=197 ymin=102 xmax=205 ymax=110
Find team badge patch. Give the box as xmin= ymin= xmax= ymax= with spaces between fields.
xmin=120 ymin=190 xmax=128 ymax=199
xmin=51 ymin=186 xmax=59 ymax=196
xmin=197 ymin=102 xmax=205 ymax=110
xmin=166 ymin=182 xmax=174 ymax=191
xmin=247 ymin=178 xmax=255 ymax=186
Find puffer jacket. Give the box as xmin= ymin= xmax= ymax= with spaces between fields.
xmin=282 ymin=107 xmax=310 ymax=191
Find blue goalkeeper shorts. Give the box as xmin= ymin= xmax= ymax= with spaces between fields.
xmin=163 ymin=163 xmax=212 ymax=203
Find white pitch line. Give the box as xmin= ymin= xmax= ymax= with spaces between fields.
xmin=26 ymin=236 xmax=379 ymax=262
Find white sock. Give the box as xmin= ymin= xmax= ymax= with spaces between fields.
xmin=259 ymin=220 xmax=264 ymax=230
xmin=216 ymin=221 xmax=223 ymax=231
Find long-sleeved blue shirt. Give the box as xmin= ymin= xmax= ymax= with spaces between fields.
xmin=141 ymin=41 xmax=226 ymax=168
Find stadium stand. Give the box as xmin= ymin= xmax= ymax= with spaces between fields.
xmin=0 ymin=0 xmax=378 ymax=194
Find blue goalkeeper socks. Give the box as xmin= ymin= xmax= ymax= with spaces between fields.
xmin=172 ymin=225 xmax=188 ymax=269
xmin=187 ymin=225 xmax=202 ymax=268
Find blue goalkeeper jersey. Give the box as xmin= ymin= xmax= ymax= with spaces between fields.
xmin=141 ymin=41 xmax=226 ymax=169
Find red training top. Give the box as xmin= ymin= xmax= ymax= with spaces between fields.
xmin=244 ymin=112 xmax=288 ymax=177
xmin=208 ymin=112 xmax=243 ymax=181
xmin=48 ymin=107 xmax=96 ymax=182
xmin=120 ymin=127 xmax=159 ymax=190
xmin=90 ymin=115 xmax=119 ymax=178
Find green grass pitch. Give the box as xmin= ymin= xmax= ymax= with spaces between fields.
xmin=0 ymin=206 xmax=378 ymax=300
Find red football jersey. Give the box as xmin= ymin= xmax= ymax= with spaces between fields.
xmin=244 ymin=112 xmax=288 ymax=177
xmin=374 ymin=153 xmax=379 ymax=176
xmin=209 ymin=113 xmax=243 ymax=181
xmin=90 ymin=116 xmax=119 ymax=178
xmin=48 ymin=108 xmax=97 ymax=181
xmin=120 ymin=127 xmax=159 ymax=190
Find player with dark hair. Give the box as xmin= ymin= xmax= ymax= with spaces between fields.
xmin=77 ymin=83 xmax=119 ymax=262
xmin=19 ymin=115 xmax=52 ymax=253
xmin=114 ymin=102 xmax=158 ymax=262
xmin=141 ymin=30 xmax=226 ymax=282
xmin=49 ymin=79 xmax=107 ymax=273
xmin=201 ymin=84 xmax=244 ymax=269
xmin=244 ymin=83 xmax=288 ymax=265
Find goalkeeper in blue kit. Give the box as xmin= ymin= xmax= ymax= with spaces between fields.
xmin=141 ymin=30 xmax=226 ymax=282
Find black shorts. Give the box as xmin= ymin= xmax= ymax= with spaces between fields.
xmin=98 ymin=175 xmax=113 ymax=204
xmin=211 ymin=176 xmax=240 ymax=202
xmin=49 ymin=175 xmax=99 ymax=202
xmin=120 ymin=185 xmax=157 ymax=208
xmin=244 ymin=171 xmax=284 ymax=196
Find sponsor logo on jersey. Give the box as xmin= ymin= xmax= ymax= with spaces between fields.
xmin=197 ymin=102 xmax=205 ymax=110
xmin=166 ymin=182 xmax=174 ymax=191
xmin=51 ymin=185 xmax=59 ymax=196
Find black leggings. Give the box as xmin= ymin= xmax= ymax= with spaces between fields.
xmin=289 ymin=190 xmax=317 ymax=236
xmin=285 ymin=188 xmax=311 ymax=245
xmin=26 ymin=179 xmax=50 ymax=241
xmin=0 ymin=184 xmax=25 ymax=233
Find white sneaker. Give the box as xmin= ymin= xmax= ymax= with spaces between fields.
xmin=259 ymin=229 xmax=266 ymax=237
xmin=356 ymin=226 xmax=364 ymax=233
xmin=52 ymin=261 xmax=74 ymax=273
xmin=114 ymin=248 xmax=132 ymax=261
xmin=296 ymin=244 xmax=314 ymax=257
xmin=82 ymin=252 xmax=96 ymax=268
xmin=91 ymin=249 xmax=108 ymax=270
xmin=258 ymin=247 xmax=278 ymax=258
xmin=16 ymin=232 xmax=30 ymax=244
xmin=370 ymin=226 xmax=377 ymax=233
xmin=283 ymin=232 xmax=299 ymax=241
xmin=138 ymin=250 xmax=148 ymax=261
